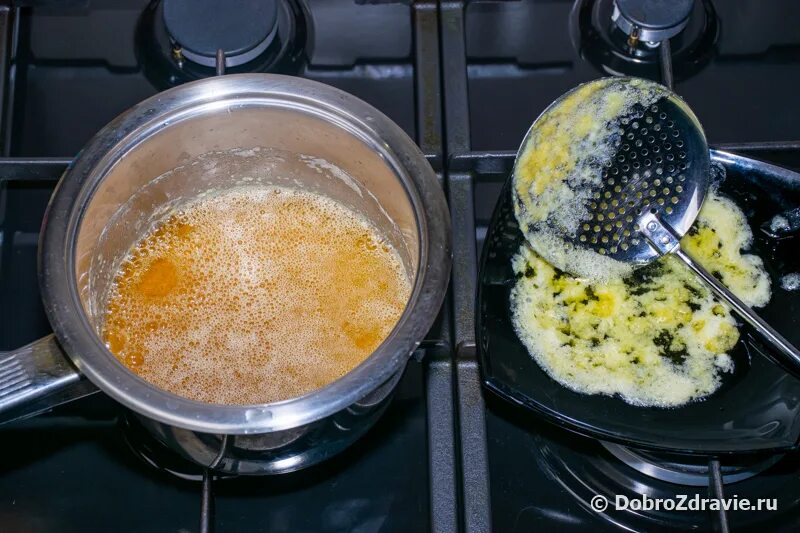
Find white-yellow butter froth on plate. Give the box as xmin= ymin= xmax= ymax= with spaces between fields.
xmin=510 ymin=191 xmax=770 ymax=407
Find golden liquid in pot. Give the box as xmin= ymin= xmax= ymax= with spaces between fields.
xmin=101 ymin=186 xmax=411 ymax=405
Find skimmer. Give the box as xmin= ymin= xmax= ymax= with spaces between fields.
xmin=513 ymin=76 xmax=800 ymax=376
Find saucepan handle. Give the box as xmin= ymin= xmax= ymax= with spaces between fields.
xmin=0 ymin=334 xmax=99 ymax=425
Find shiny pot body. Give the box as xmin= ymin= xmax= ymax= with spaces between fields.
xmin=0 ymin=74 xmax=451 ymax=475
xmin=134 ymin=365 xmax=404 ymax=474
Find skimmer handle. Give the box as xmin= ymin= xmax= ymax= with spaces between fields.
xmin=675 ymin=248 xmax=800 ymax=377
xmin=639 ymin=212 xmax=800 ymax=378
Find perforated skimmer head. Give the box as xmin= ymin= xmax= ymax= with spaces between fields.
xmin=513 ymin=77 xmax=710 ymax=271
xmin=572 ymin=80 xmax=709 ymax=264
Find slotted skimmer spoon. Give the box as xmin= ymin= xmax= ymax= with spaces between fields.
xmin=513 ymin=76 xmax=800 ymax=375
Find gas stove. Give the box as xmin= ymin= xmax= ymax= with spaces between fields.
xmin=2 ymin=1 xmax=800 ymax=532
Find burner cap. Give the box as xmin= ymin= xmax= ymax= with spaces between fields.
xmin=163 ymin=0 xmax=278 ymax=68
xmin=612 ymin=0 xmax=694 ymax=42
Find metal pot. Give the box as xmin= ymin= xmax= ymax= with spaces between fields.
xmin=0 ymin=74 xmax=451 ymax=475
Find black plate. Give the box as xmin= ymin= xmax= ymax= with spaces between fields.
xmin=477 ymin=154 xmax=800 ymax=454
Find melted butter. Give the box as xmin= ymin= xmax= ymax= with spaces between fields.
xmin=681 ymin=194 xmax=770 ymax=307
xmin=102 ymin=186 xmax=411 ymax=405
xmin=136 ymin=258 xmax=178 ymax=297
xmin=510 ymin=191 xmax=771 ymax=407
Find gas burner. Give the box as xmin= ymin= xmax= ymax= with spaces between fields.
xmin=525 ymin=427 xmax=800 ymax=530
xmin=136 ymin=0 xmax=310 ymax=89
xmin=612 ymin=0 xmax=694 ymax=45
xmin=121 ymin=413 xmax=234 ymax=482
xmin=163 ymin=0 xmax=279 ymax=68
xmin=570 ymin=0 xmax=718 ymax=81
xmin=601 ymin=442 xmax=783 ymax=486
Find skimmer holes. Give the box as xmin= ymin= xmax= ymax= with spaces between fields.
xmin=576 ymin=99 xmax=691 ymax=256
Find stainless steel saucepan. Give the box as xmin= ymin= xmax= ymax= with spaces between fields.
xmin=0 ymin=74 xmax=451 ymax=475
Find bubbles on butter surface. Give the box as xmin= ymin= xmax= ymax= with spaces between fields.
xmin=526 ymin=232 xmax=632 ymax=281
xmin=512 ymin=78 xmax=667 ymax=280
xmin=509 ymin=190 xmax=770 ymax=407
xmin=101 ymin=186 xmax=411 ymax=405
xmin=781 ymin=273 xmax=800 ymax=292
xmin=770 ymin=215 xmax=790 ymax=234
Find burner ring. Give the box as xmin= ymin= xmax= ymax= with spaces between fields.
xmin=121 ymin=413 xmax=223 ymax=481
xmin=178 ymin=25 xmax=278 ymax=69
xmin=511 ymin=410 xmax=800 ymax=531
xmin=601 ymin=442 xmax=784 ymax=486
